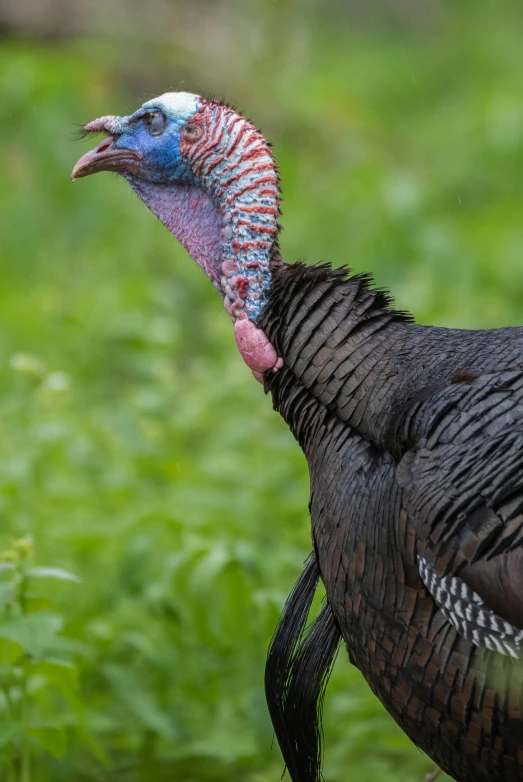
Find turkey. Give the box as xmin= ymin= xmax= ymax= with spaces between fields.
xmin=72 ymin=92 xmax=523 ymax=782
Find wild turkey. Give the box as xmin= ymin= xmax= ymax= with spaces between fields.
xmin=72 ymin=92 xmax=523 ymax=782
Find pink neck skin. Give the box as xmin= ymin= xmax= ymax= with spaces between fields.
xmin=128 ymin=176 xmax=283 ymax=382
xmin=128 ymin=179 xmax=225 ymax=291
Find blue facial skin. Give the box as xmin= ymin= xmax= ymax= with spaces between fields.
xmin=112 ymin=106 xmax=199 ymax=186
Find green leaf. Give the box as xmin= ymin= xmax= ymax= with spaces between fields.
xmin=103 ymin=663 xmax=177 ymax=740
xmin=28 ymin=726 xmax=67 ymax=758
xmin=0 ymin=637 xmax=23 ymax=664
xmin=30 ymin=659 xmax=78 ymax=701
xmin=0 ymin=722 xmax=19 ymax=747
xmin=27 ymin=567 xmax=81 ymax=583
xmin=0 ymin=613 xmax=63 ymax=659
xmin=0 ymin=580 xmax=16 ymax=608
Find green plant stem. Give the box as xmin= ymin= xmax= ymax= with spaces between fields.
xmin=18 ymin=567 xmax=29 ymax=782
xmin=2 ymin=685 xmax=17 ymax=782
xmin=20 ymin=745 xmax=30 ymax=782
xmin=19 ymin=674 xmax=30 ymax=782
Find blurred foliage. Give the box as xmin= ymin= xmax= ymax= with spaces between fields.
xmin=0 ymin=537 xmax=82 ymax=781
xmin=1 ymin=0 xmax=523 ymax=778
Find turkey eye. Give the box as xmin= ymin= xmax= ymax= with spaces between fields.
xmin=144 ymin=111 xmax=166 ymax=137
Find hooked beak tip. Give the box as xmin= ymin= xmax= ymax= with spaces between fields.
xmin=71 ymin=136 xmax=116 ymax=181
xmin=71 ymin=136 xmax=143 ymax=181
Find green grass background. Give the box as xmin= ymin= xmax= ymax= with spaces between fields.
xmin=1 ymin=0 xmax=523 ymax=778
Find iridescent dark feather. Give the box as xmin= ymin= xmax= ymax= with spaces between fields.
xmin=265 ymin=553 xmax=340 ymax=782
xmin=260 ymin=261 xmax=523 ymax=782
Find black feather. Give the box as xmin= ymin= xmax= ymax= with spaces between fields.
xmin=71 ymin=124 xmax=102 ymax=141
xmin=265 ymin=553 xmax=340 ymax=782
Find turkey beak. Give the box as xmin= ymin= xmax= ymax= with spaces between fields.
xmin=71 ymin=136 xmax=144 ymax=181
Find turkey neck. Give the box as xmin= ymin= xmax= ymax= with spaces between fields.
xmin=128 ymin=100 xmax=282 ymax=323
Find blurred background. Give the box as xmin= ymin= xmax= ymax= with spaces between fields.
xmin=1 ymin=0 xmax=523 ymax=779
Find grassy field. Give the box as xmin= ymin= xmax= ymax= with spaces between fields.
xmin=1 ymin=2 xmax=523 ymax=779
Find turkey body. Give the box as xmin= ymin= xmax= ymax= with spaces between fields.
xmin=73 ymin=90 xmax=523 ymax=782
xmin=261 ymin=262 xmax=523 ymax=782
